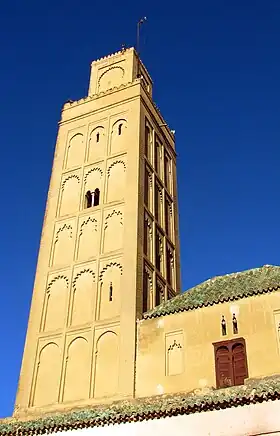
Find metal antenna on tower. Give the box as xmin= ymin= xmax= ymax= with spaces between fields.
xmin=136 ymin=17 xmax=147 ymax=55
xmin=136 ymin=17 xmax=147 ymax=78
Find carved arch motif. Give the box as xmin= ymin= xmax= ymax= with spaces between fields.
xmin=99 ymin=262 xmax=123 ymax=282
xmin=94 ymin=331 xmax=119 ymax=398
xmin=59 ymin=175 xmax=80 ymax=216
xmin=70 ymin=269 xmax=96 ymax=326
xmin=73 ymin=268 xmax=95 ymax=290
xmin=61 ymin=174 xmax=80 ymax=191
xmin=79 ymin=217 xmax=98 ymax=236
xmin=52 ymin=224 xmax=73 ymax=266
xmin=55 ymin=223 xmax=73 ymax=242
xmin=107 ymin=160 xmax=126 ymax=177
xmin=43 ymin=275 xmax=69 ymax=332
xmin=84 ymin=167 xmax=103 ymax=185
xmin=65 ymin=133 xmax=84 ymax=169
xmin=31 ymin=342 xmax=61 ymax=407
xmin=62 ymin=336 xmax=90 ymax=402
xmin=98 ymin=66 xmax=125 ymax=93
xmin=103 ymin=210 xmax=123 ymax=253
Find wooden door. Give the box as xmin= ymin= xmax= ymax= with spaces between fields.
xmin=216 ymin=345 xmax=232 ymax=388
xmin=232 ymin=342 xmax=247 ymax=386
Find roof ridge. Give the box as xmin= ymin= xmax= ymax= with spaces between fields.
xmin=2 ymin=375 xmax=280 ymax=435
xmin=144 ymin=265 xmax=280 ymax=319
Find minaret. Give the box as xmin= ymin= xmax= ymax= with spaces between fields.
xmin=14 ymin=47 xmax=181 ymax=415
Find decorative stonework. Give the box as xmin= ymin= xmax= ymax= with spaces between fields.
xmin=52 ymin=223 xmax=74 ymax=267
xmin=59 ymin=174 xmax=80 ymax=217
xmin=103 ymin=210 xmax=123 ymax=253
xmin=93 ymin=331 xmax=119 ymax=398
xmin=98 ymin=262 xmax=123 ymax=320
xmin=62 ymin=336 xmax=90 ymax=403
xmin=42 ymin=275 xmax=69 ymax=332
xmin=65 ymin=133 xmax=84 ymax=169
xmin=109 ymin=119 xmax=127 ymax=155
xmin=88 ymin=126 xmax=106 ymax=162
xmin=165 ymin=331 xmax=184 ymax=376
xmin=106 ymin=160 xmax=126 ymax=203
xmin=77 ymin=216 xmax=99 ymax=260
xmin=70 ymin=269 xmax=96 ymax=326
xmin=98 ymin=66 xmax=125 ymax=93
xmin=30 ymin=341 xmax=61 ymax=408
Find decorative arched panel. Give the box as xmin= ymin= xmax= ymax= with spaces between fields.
xmin=52 ymin=224 xmax=73 ymax=267
xmin=106 ymin=160 xmax=126 ymax=203
xmin=84 ymin=168 xmax=103 ymax=205
xmin=43 ymin=276 xmax=69 ymax=332
xmin=98 ymin=263 xmax=122 ymax=320
xmin=63 ymin=337 xmax=90 ymax=403
xmin=65 ymin=133 xmax=84 ymax=169
xmin=110 ymin=119 xmax=127 ymax=155
xmin=59 ymin=175 xmax=80 ymax=216
xmin=77 ymin=217 xmax=99 ymax=260
xmin=32 ymin=343 xmax=61 ymax=407
xmin=167 ymin=340 xmax=183 ymax=376
xmin=94 ymin=331 xmax=119 ymax=398
xmin=98 ymin=66 xmax=125 ymax=93
xmin=103 ymin=210 xmax=123 ymax=253
xmin=70 ymin=269 xmax=96 ymax=326
xmin=88 ymin=126 xmax=105 ymax=162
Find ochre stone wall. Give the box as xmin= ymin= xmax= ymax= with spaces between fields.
xmin=14 ymin=48 xmax=179 ymax=416
xmin=136 ymin=291 xmax=280 ymax=398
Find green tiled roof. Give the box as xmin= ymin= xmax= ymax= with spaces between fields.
xmin=145 ymin=265 xmax=280 ymax=319
xmin=1 ymin=375 xmax=280 ymax=435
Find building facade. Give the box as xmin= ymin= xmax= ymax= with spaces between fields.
xmin=14 ymin=47 xmax=180 ymax=414
xmin=1 ymin=48 xmax=280 ymax=436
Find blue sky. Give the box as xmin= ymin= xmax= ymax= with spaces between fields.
xmin=0 ymin=0 xmax=279 ymax=418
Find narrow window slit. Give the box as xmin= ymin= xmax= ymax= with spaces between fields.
xmin=109 ymin=282 xmax=113 ymax=301
xmin=118 ymin=123 xmax=123 ymax=136
xmin=221 ymin=315 xmax=227 ymax=336
xmin=85 ymin=191 xmax=92 ymax=208
xmin=93 ymin=188 xmax=100 ymax=206
xmin=232 ymin=313 xmax=238 ymax=334
xmin=96 ymin=132 xmax=100 ymax=143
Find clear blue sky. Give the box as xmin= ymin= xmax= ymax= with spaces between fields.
xmin=0 ymin=0 xmax=279 ymax=418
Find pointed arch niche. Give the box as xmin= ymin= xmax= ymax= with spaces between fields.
xmin=62 ymin=337 xmax=90 ymax=403
xmin=103 ymin=210 xmax=123 ymax=253
xmin=84 ymin=168 xmax=103 ymax=208
xmin=98 ymin=66 xmax=125 ymax=93
xmin=42 ymin=276 xmax=69 ymax=332
xmin=94 ymin=331 xmax=119 ymax=398
xmin=59 ymin=175 xmax=80 ymax=217
xmin=52 ymin=224 xmax=73 ymax=267
xmin=65 ymin=133 xmax=84 ymax=169
xmin=31 ymin=342 xmax=61 ymax=407
xmin=165 ymin=331 xmax=184 ymax=376
xmin=109 ymin=119 xmax=127 ymax=155
xmin=77 ymin=217 xmax=99 ymax=260
xmin=88 ymin=126 xmax=105 ymax=162
xmin=70 ymin=269 xmax=96 ymax=326
xmin=106 ymin=160 xmax=126 ymax=203
xmin=98 ymin=263 xmax=122 ymax=320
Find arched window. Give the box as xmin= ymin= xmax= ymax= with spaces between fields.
xmin=96 ymin=132 xmax=100 ymax=143
xmin=85 ymin=191 xmax=92 ymax=208
xmin=93 ymin=188 xmax=100 ymax=206
xmin=118 ymin=123 xmax=123 ymax=136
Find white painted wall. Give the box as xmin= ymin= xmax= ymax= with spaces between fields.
xmin=50 ymin=400 xmax=280 ymax=436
